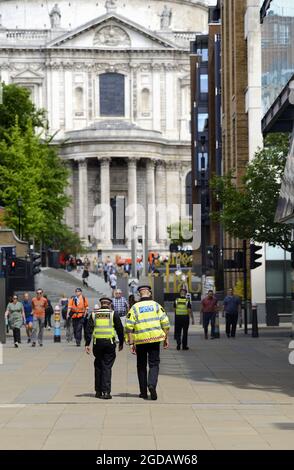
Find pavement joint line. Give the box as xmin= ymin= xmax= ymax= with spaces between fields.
xmin=0 ymin=404 xmax=26 ymax=408
xmin=3 ymin=401 xmax=289 ymax=406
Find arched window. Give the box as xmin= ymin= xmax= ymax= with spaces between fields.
xmin=141 ymin=88 xmax=150 ymax=115
xmin=186 ymin=171 xmax=192 ymax=217
xmin=99 ymin=73 xmax=125 ymax=117
xmin=75 ymin=87 xmax=84 ymax=116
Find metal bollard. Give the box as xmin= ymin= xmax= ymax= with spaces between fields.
xmin=251 ymin=302 xmax=259 ymax=338
xmin=54 ymin=306 xmax=61 ymax=343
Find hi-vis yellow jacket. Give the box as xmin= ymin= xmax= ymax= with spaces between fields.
xmin=125 ymin=300 xmax=170 ymax=345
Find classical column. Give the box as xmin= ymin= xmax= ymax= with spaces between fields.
xmin=166 ymin=161 xmax=181 ymax=228
xmin=64 ymin=68 xmax=73 ymax=130
xmin=146 ymin=160 xmax=156 ymax=247
xmin=99 ymin=157 xmax=112 ymax=248
xmin=127 ymin=158 xmax=137 ymax=244
xmin=65 ymin=160 xmax=74 ymax=229
xmin=155 ymin=160 xmax=167 ymax=247
xmin=51 ymin=67 xmax=60 ymax=133
xmin=165 ymin=65 xmax=175 ymax=136
xmin=77 ymin=159 xmax=88 ymax=242
xmin=152 ymin=64 xmax=161 ymax=131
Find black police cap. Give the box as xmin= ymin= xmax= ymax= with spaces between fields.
xmin=138 ymin=285 xmax=152 ymax=293
xmin=99 ymin=297 xmax=113 ymax=304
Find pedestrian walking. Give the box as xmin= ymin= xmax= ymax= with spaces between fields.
xmin=125 ymin=285 xmax=170 ymax=400
xmin=200 ymin=290 xmax=219 ymax=340
xmin=5 ymin=294 xmax=26 ymax=348
xmin=31 ymin=289 xmax=48 ymax=347
xmin=85 ymin=299 xmax=124 ymax=399
xmin=112 ymin=289 xmax=129 ymax=327
xmin=82 ymin=265 xmax=89 ymax=287
xmin=67 ymin=288 xmax=89 ymax=347
xmin=109 ymin=271 xmax=117 ymax=295
xmin=22 ymin=292 xmax=33 ymax=343
xmin=103 ymin=263 xmax=109 ymax=283
xmin=128 ymin=294 xmax=136 ymax=309
xmin=44 ymin=295 xmax=54 ymax=330
xmin=223 ymin=288 xmax=241 ymax=338
xmin=174 ymin=288 xmax=195 ymax=350
xmin=59 ymin=294 xmax=71 ymax=340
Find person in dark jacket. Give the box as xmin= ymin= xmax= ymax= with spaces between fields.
xmin=85 ymin=297 xmax=124 ymax=399
xmin=44 ymin=295 xmax=54 ymax=330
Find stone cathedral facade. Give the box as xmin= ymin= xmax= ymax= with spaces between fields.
xmin=0 ymin=0 xmax=209 ymax=255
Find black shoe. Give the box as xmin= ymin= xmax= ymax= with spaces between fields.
xmin=14 ymin=343 xmax=18 ymax=348
xmin=98 ymin=393 xmax=105 ymax=399
xmin=32 ymin=342 xmax=36 ymax=347
xmin=76 ymin=343 xmax=81 ymax=347
xmin=139 ymin=393 xmax=148 ymax=399
xmin=95 ymin=391 xmax=102 ymax=398
xmin=205 ymin=334 xmax=208 ymax=340
xmin=176 ymin=345 xmax=181 ymax=350
xmin=27 ymin=338 xmax=31 ymax=344
xmin=182 ymin=346 xmax=189 ymax=350
xmin=39 ymin=343 xmax=43 ymax=347
xmin=103 ymin=393 xmax=112 ymax=400
xmin=210 ymin=336 xmax=215 ymax=340
xmin=227 ymin=334 xmax=230 ymax=338
xmin=148 ymin=386 xmax=157 ymax=401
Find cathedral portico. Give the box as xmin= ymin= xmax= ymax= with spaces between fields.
xmin=0 ymin=0 xmax=209 ymax=256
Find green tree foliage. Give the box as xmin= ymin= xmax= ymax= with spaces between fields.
xmin=210 ymin=133 xmax=291 ymax=250
xmin=0 ymin=83 xmax=46 ymax=139
xmin=0 ymin=120 xmax=70 ymax=246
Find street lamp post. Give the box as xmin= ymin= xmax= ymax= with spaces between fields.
xmin=17 ymin=197 xmax=23 ymax=240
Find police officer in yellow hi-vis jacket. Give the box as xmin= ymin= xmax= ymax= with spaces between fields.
xmin=125 ymin=285 xmax=170 ymax=400
xmin=174 ymin=288 xmax=194 ymax=351
xmin=85 ymin=298 xmax=124 ymax=400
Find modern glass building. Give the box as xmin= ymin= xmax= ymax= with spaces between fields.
xmin=261 ymin=0 xmax=294 ymax=325
xmin=261 ymin=0 xmax=294 ymax=114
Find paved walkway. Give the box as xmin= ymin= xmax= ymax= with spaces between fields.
xmin=1 ymin=323 xmax=294 ymax=450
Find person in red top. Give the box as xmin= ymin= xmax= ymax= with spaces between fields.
xmin=31 ymin=288 xmax=48 ymax=347
xmin=67 ymin=288 xmax=89 ymax=347
xmin=200 ymin=290 xmax=218 ymax=340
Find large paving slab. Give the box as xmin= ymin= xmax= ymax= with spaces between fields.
xmin=1 ymin=323 xmax=294 ymax=450
xmin=1 ymin=268 xmax=294 ymax=450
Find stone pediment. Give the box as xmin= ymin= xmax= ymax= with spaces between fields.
xmin=11 ymin=68 xmax=43 ymax=84
xmin=47 ymin=12 xmax=181 ymax=50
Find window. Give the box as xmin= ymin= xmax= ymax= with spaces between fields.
xmin=200 ymin=74 xmax=208 ymax=93
xmin=279 ymin=24 xmax=289 ymax=45
xmin=74 ymin=87 xmax=84 ymax=116
xmin=198 ymin=113 xmax=208 ymax=132
xmin=99 ymin=73 xmax=125 ymax=117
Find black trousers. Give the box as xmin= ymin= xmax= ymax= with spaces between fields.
xmin=175 ymin=315 xmax=189 ymax=348
xmin=72 ymin=318 xmax=83 ymax=345
xmin=226 ymin=313 xmax=238 ymax=337
xmin=136 ymin=342 xmax=160 ymax=395
xmin=13 ymin=327 xmax=21 ymax=344
xmin=93 ymin=341 xmax=116 ymax=393
xmin=44 ymin=312 xmax=52 ymax=328
xmin=203 ymin=313 xmax=216 ymax=337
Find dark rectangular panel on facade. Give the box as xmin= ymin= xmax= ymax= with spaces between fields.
xmin=99 ymin=73 xmax=125 ymax=117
